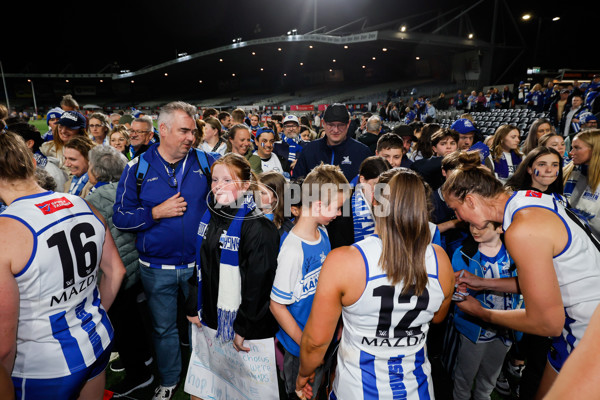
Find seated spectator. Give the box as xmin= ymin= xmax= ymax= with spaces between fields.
xmin=63 ymin=136 xmax=96 ymax=197
xmin=484 ymin=125 xmax=523 ymax=184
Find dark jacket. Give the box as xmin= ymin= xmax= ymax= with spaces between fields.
xmin=187 ymin=206 xmax=279 ymax=340
xmin=410 ymin=156 xmax=444 ymax=190
xmin=357 ymin=131 xmax=379 ymax=155
xmin=292 ymin=136 xmax=371 ymax=181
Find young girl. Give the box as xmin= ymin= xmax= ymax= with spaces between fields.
xmin=186 ymin=153 xmax=280 ymax=399
xmin=484 ymin=124 xmax=523 ymax=184
xmin=257 ymin=171 xmax=294 ymax=237
xmin=198 ymin=116 xmax=227 ymax=156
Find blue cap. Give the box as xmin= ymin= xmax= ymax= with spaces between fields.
xmin=579 ymin=112 xmax=597 ymax=125
xmin=46 ymin=107 xmax=63 ymax=124
xmin=58 ymin=110 xmax=86 ymax=130
xmin=451 ymin=118 xmax=476 ymax=134
xmin=519 ymin=81 xmax=525 ymax=85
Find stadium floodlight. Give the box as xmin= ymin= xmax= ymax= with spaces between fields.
xmin=164 ymin=73 xmax=168 ymax=77
xmin=309 ymin=45 xmax=313 ymax=49
xmin=260 ymin=68 xmax=264 ymax=71
xmin=219 ymin=58 xmax=223 ymax=62
xmin=344 ymin=45 xmax=349 ymax=49
xmin=400 ymin=25 xmax=407 ymax=32
xmin=199 ymin=80 xmax=203 ymax=83
xmin=177 ymin=52 xmax=188 ymax=57
xmin=66 ymin=79 xmax=69 ymax=83
xmin=232 ymin=73 xmax=236 ymax=77
xmin=468 ymin=33 xmax=474 ymax=39
xmin=522 ymin=14 xmax=531 ymax=21
xmin=252 ymin=52 xmax=256 ymax=56
xmin=329 ymin=69 xmax=333 ymax=72
xmin=287 ymin=31 xmax=292 ymax=35
xmin=120 ymin=69 xmax=130 ymax=73
xmin=552 ymin=16 xmax=560 ymax=21
xmin=278 ymin=48 xmax=282 ymax=51
xmin=292 ymin=29 xmax=297 ymax=34
xmin=382 ymin=48 xmax=388 ymax=52
xmin=300 ymin=62 xmax=304 ymax=66
xmin=362 ymin=65 xmax=366 ymax=69
xmin=416 ymin=56 xmax=420 ymax=60
xmin=372 ymin=57 xmax=376 ymax=60
xmin=332 ymin=59 xmax=336 ymax=62
xmin=233 ymin=39 xmax=236 ymax=43
xmin=130 ymin=80 xmax=134 ymax=83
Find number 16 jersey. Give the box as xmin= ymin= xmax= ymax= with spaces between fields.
xmin=331 ymin=235 xmax=445 ymax=400
xmin=1 ymin=191 xmax=113 ymax=379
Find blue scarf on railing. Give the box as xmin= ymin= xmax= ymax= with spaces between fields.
xmin=352 ymin=186 xmax=375 ymax=243
xmin=196 ymin=194 xmax=256 ymax=342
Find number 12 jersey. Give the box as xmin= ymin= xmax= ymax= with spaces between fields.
xmin=331 ymin=235 xmax=445 ymax=400
xmin=1 ymin=191 xmax=113 ymax=379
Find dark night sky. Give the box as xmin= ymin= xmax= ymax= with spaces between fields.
xmin=3 ymin=0 xmax=595 ymax=74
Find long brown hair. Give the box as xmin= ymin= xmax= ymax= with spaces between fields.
xmin=257 ymin=171 xmax=287 ymax=229
xmin=441 ymin=151 xmax=506 ymax=202
xmin=491 ymin=124 xmax=523 ymax=162
xmin=374 ymin=169 xmax=431 ymax=295
xmin=0 ymin=131 xmax=36 ymax=181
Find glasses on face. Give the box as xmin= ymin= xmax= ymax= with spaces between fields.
xmin=129 ymin=129 xmax=150 ymax=135
xmin=283 ymin=124 xmax=297 ymax=130
xmin=88 ymin=124 xmax=103 ymax=129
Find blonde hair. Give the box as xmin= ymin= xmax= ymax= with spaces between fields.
xmin=302 ymin=163 xmax=348 ymax=208
xmin=563 ymin=129 xmax=600 ymax=192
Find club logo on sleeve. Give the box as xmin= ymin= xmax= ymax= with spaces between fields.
xmin=35 ymin=197 xmax=74 ymax=214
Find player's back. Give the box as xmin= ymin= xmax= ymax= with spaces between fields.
xmin=332 ymin=235 xmax=445 ymax=399
xmin=1 ymin=191 xmax=112 ymax=379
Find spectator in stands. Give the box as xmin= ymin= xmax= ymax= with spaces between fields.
xmin=476 ymin=91 xmax=487 ymax=112
xmin=202 ymin=107 xmax=218 ymax=120
xmin=468 ymin=91 xmax=478 ymax=110
xmin=60 ymin=94 xmax=80 ymax=111
xmin=109 ymin=125 xmax=133 ymax=160
xmin=376 ymin=132 xmax=412 ymax=168
xmin=549 ymin=89 xmax=570 ymax=128
xmin=113 ymin=101 xmax=219 ymax=400
xmin=85 ymin=145 xmax=155 ymax=397
xmin=7 ymin=119 xmax=67 ymax=191
xmin=42 ymin=107 xmax=63 ymax=141
xmin=526 ymin=83 xmax=545 ymax=113
xmin=218 ymin=111 xmax=232 ymax=132
xmin=357 ymin=115 xmax=383 ymax=154
xmin=454 ymin=89 xmax=466 ymax=110
xmin=88 ymin=112 xmax=111 ymax=145
xmin=436 ymin=92 xmax=449 ymax=110
xmin=484 ymin=124 xmax=523 ymax=184
xmin=231 ymin=108 xmax=246 ymax=126
xmin=198 ymin=116 xmax=227 ymax=155
xmin=489 ymin=87 xmax=501 ymax=110
xmin=422 ymin=98 xmax=437 ymax=122
xmin=514 ymin=81 xmax=530 ymax=107
xmin=521 ymin=117 xmax=554 ymax=155
xmin=388 ymin=103 xmax=400 ymax=121
xmin=129 ymin=116 xmax=155 ymax=159
xmin=544 ymin=82 xmax=559 ymax=111
xmin=63 ymin=136 xmax=96 ymax=197
xmin=563 ymin=129 xmax=600 ymax=238
xmin=404 ymin=106 xmax=417 ymax=124
xmin=274 ymin=115 xmax=303 ymax=167
xmin=292 ymin=103 xmax=371 ymax=181
xmin=40 ymin=110 xmax=87 ymax=173
xmin=560 ymin=94 xmax=589 ymax=138
xmin=411 ymin=128 xmax=458 ymax=190
xmin=501 ymin=85 xmax=514 ymax=109
xmin=579 ymin=112 xmax=598 ymax=131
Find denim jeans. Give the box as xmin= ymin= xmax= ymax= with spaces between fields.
xmin=140 ymin=264 xmax=194 ymax=386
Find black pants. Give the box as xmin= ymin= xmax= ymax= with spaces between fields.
xmin=108 ymin=281 xmax=154 ymax=380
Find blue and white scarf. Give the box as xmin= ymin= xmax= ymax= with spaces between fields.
xmin=352 ymin=185 xmax=375 ymax=243
xmin=68 ymin=172 xmax=89 ymax=196
xmin=196 ymin=194 xmax=257 ymax=342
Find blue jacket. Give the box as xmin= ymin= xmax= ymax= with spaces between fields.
xmin=292 ymin=135 xmax=371 ymax=182
xmin=452 ymin=236 xmax=522 ymax=344
xmin=113 ymin=143 xmax=218 ymax=266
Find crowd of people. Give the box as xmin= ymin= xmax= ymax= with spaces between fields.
xmin=0 ymin=79 xmax=599 ymax=400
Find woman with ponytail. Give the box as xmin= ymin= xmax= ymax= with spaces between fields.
xmin=296 ymin=169 xmax=454 ymax=400
xmin=442 ymin=150 xmax=600 ymax=398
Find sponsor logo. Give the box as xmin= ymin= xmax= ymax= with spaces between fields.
xmin=341 ymin=156 xmax=351 ymax=165
xmin=35 ymin=197 xmax=74 ymax=215
xmin=525 ymin=190 xmax=542 ymax=198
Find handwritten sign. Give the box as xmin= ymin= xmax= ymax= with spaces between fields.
xmin=184 ymin=325 xmax=279 ymax=400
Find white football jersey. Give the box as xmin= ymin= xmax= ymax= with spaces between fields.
xmin=331 ymin=235 xmax=445 ymax=399
xmin=1 ymin=192 xmax=113 ymax=379
xmin=503 ymin=190 xmax=600 ymax=357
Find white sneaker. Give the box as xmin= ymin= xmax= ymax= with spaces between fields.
xmin=152 ymin=384 xmax=177 ymax=400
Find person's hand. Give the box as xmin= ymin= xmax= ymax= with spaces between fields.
xmin=454 ymin=269 xmax=486 ymax=291
xmin=151 ymin=192 xmax=187 ymax=220
xmin=187 ymin=315 xmax=201 ymax=328
xmin=296 ymin=371 xmax=315 ymax=400
xmin=455 ymin=294 xmax=485 ymax=318
xmin=233 ymin=333 xmax=250 ymax=352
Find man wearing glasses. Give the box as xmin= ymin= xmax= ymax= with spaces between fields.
xmin=129 ymin=116 xmax=156 ymax=159
xmin=113 ymin=102 xmax=218 ymax=400
xmin=273 ymin=115 xmax=304 ymax=169
xmin=292 ymin=103 xmax=371 ymax=181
